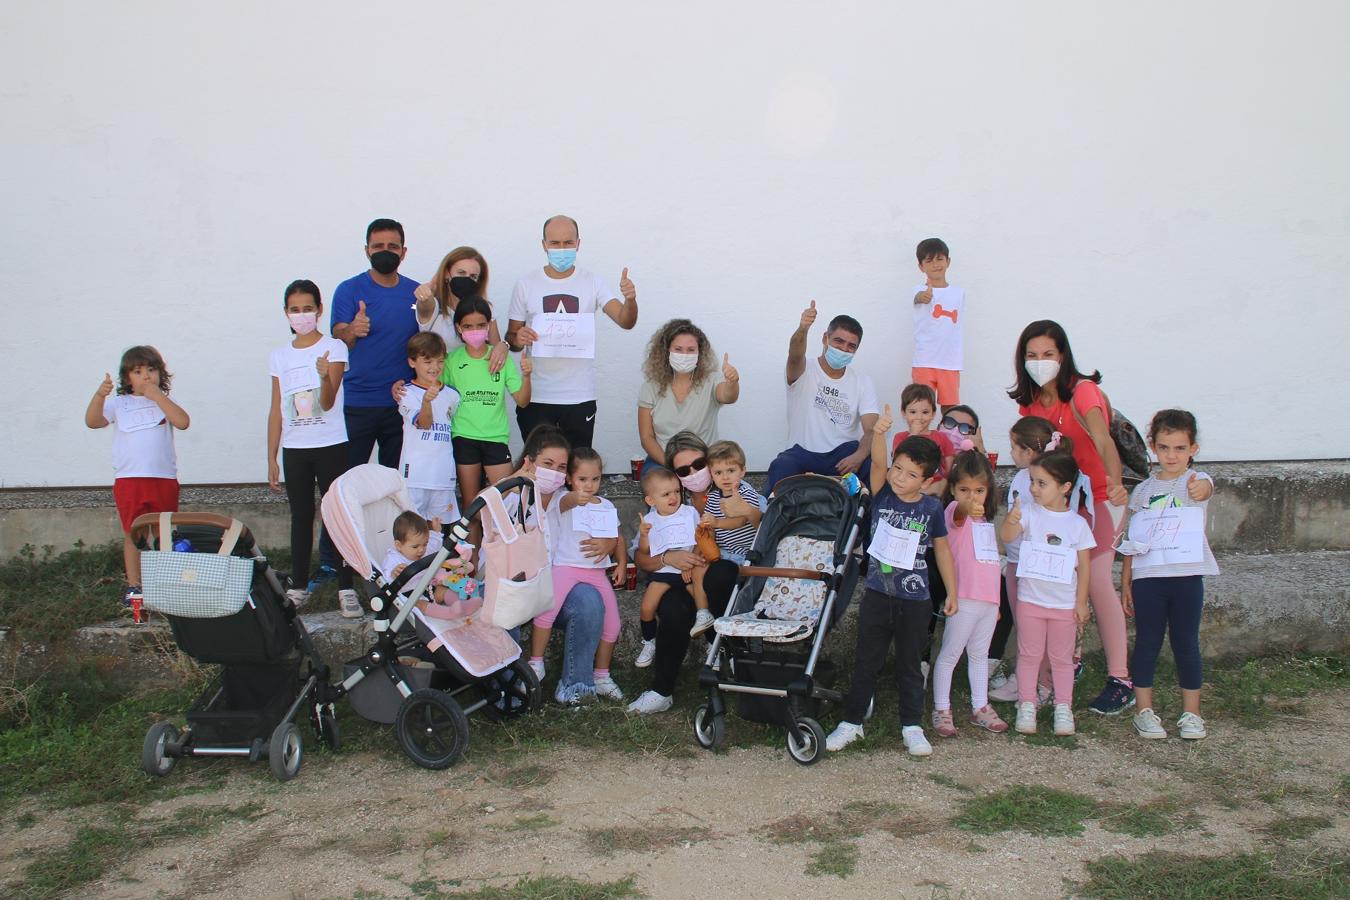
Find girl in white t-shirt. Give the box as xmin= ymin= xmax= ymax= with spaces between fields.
xmin=85 ymin=345 xmax=191 ymax=611
xmin=265 ymin=280 xmax=358 ymax=614
xmin=999 ymin=436 xmax=1095 ymax=738
xmin=528 ymin=448 xmax=627 ymax=702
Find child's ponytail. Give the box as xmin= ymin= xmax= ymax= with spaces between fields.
xmin=1010 ymin=415 xmax=1056 ymax=453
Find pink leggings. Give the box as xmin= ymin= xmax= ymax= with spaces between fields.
xmin=1016 ymin=603 xmax=1076 ymax=705
xmin=537 ymin=566 xmax=621 ymax=643
xmin=1085 ymin=500 xmax=1129 ymax=680
xmin=933 ymin=599 xmax=1000 ymax=711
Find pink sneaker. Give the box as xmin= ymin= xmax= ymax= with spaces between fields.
xmin=931 ymin=708 xmax=958 ymax=738
xmin=969 ymin=704 xmax=1008 ymax=733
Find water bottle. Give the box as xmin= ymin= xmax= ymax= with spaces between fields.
xmin=173 ymin=538 xmax=193 ymax=553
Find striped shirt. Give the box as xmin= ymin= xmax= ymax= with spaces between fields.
xmin=706 ymin=480 xmax=764 ymax=555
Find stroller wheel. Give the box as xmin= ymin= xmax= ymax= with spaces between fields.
xmin=693 ymin=704 xmax=726 ymax=751
xmin=396 ymin=689 xmax=469 ymax=769
xmin=481 ymin=659 xmax=542 ymax=721
xmin=141 ymin=721 xmax=179 ymax=777
xmin=311 ymin=703 xmax=342 ymax=751
xmin=268 ymin=722 xmax=303 ymax=781
xmin=785 ymin=717 xmax=826 ymax=766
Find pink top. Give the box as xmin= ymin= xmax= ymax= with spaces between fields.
xmin=944 ymin=501 xmax=1001 ymax=603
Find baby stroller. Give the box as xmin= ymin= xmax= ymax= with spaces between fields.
xmin=133 ymin=512 xmax=336 ymax=781
xmin=321 ymin=464 xmax=542 ymax=769
xmin=695 ymin=474 xmax=870 ymax=765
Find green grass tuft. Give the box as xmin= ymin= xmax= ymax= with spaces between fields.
xmin=450 ymin=874 xmax=643 ymax=899
xmin=951 ymin=784 xmax=1099 ymax=837
xmin=1076 ymin=850 xmax=1350 ymax=899
xmin=1263 ymin=815 xmax=1333 ymax=841
xmin=805 ymin=840 xmax=859 ymax=878
xmin=584 ymin=825 xmax=709 ymax=857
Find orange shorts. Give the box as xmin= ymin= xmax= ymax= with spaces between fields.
xmin=911 ymin=367 xmax=960 ymax=406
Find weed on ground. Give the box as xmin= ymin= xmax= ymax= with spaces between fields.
xmin=1263 ymin=815 xmax=1334 ymax=841
xmin=583 ymin=824 xmax=710 ymax=857
xmin=451 ymin=874 xmax=643 ymax=899
xmin=951 ymin=784 xmax=1099 ymax=837
xmin=805 ymin=840 xmax=859 ymax=878
xmin=1075 ymin=849 xmax=1350 ymax=899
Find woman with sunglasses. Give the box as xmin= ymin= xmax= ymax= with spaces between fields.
xmin=626 ymin=431 xmax=744 ymax=714
xmin=1010 ymin=319 xmax=1134 ymax=716
xmin=636 ymin=319 xmax=740 ymax=479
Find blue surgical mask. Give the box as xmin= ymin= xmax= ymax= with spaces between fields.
xmin=546 ymin=248 xmax=577 ymax=273
xmin=824 ymin=346 xmax=854 ymax=370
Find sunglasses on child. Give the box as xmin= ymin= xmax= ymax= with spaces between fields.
xmin=673 ymin=457 xmax=707 ymax=478
xmin=940 ymin=416 xmax=977 ymax=436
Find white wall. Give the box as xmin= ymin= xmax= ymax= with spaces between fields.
xmin=3 ymin=2 xmax=1348 ymax=487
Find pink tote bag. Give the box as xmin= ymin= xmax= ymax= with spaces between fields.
xmin=477 ymin=484 xmax=554 ymax=629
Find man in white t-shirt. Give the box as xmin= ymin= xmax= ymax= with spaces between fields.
xmin=765 ymin=301 xmax=880 ymax=494
xmin=506 ymin=214 xmax=639 ymax=450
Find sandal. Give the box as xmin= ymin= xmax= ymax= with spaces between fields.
xmin=931 ymin=708 xmax=958 ymax=738
xmin=970 ymin=704 xmax=1009 ymax=733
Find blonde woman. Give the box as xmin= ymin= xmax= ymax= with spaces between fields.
xmin=635 ymin=319 xmax=740 ymax=478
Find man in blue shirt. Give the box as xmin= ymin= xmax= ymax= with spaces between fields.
xmin=331 ymin=218 xmax=420 ymax=468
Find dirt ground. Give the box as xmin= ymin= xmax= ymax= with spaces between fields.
xmin=3 ymin=689 xmax=1348 ymax=899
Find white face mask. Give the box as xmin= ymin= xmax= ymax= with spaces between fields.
xmin=669 ymin=351 xmax=698 ymax=374
xmin=1025 ymin=359 xmax=1061 ymax=387
xmin=287 ymin=311 xmax=318 ymax=335
xmin=532 ymin=465 xmax=567 ymax=495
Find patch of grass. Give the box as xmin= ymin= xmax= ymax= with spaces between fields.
xmin=759 ymin=800 xmax=933 ymax=845
xmin=14 ymin=811 xmax=36 ymax=830
xmin=149 ymin=801 xmax=268 ymax=840
xmin=927 ymin=773 xmax=974 ymax=793
xmin=584 ymin=825 xmax=709 ymax=857
xmin=1203 ymin=653 xmax=1347 ymax=728
xmin=0 ymin=541 xmax=129 ymax=642
xmin=1264 ymin=815 xmax=1333 ymax=841
xmin=501 ymin=813 xmax=558 ymax=832
xmin=452 ymin=875 xmax=643 ymax=899
xmin=420 ymin=829 xmax=465 ymax=851
xmin=1076 ymin=850 xmax=1350 ymax=899
xmin=952 ymin=785 xmax=1099 ymax=837
xmin=805 ymin=840 xmax=858 ymax=878
xmin=1100 ymin=800 xmax=1200 ymax=838
xmin=491 ymin=764 xmax=554 ymax=789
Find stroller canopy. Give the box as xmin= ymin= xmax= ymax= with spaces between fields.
xmin=321 ymin=464 xmax=412 ymax=582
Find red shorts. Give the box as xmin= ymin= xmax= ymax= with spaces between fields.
xmin=911 ymin=367 xmax=961 ymax=406
xmin=113 ymin=477 xmax=180 ymax=533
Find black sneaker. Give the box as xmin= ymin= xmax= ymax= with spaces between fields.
xmin=1088 ymin=677 xmax=1135 ymax=715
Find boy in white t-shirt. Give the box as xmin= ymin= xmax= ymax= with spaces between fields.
xmin=765 ymin=303 xmax=880 ymax=494
xmin=398 ymin=333 xmax=460 ymax=521
xmin=634 ymin=467 xmax=708 ymax=667
xmin=910 ymin=237 xmax=964 ymax=410
xmin=84 ymin=345 xmax=191 ymax=611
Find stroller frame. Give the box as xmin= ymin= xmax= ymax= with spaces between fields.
xmin=695 ymin=475 xmax=871 ymax=765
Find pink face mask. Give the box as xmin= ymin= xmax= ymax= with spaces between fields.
xmin=679 ymin=466 xmax=713 ymax=493
xmin=287 ymin=311 xmax=318 ymax=335
xmin=533 ymin=465 xmax=567 ymax=495
xmin=461 ymin=328 xmax=489 ymax=348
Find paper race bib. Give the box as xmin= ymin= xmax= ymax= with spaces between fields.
xmin=281 ymin=364 xmax=320 ymax=396
xmin=116 ymin=396 xmax=165 ymax=433
xmin=1016 ymin=541 xmax=1076 ymax=585
xmin=649 ymin=518 xmax=696 ymax=556
xmin=867 ymin=520 xmax=921 ymax=571
xmin=573 ymin=505 xmax=619 ymax=538
xmin=1128 ymin=506 xmax=1204 ymax=569
xmin=972 ymin=522 xmax=1001 ymax=564
xmin=530 ymin=312 xmax=596 ymax=359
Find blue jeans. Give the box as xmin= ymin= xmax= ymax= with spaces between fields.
xmin=551 ymin=582 xmax=604 ymax=702
xmin=764 ymin=441 xmax=867 ymax=495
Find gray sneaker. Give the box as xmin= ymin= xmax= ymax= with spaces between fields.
xmin=1177 ymin=711 xmax=1208 ymax=740
xmin=1133 ymin=708 xmax=1168 ymax=739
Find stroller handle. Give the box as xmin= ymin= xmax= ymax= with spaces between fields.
xmin=450 ymin=475 xmax=535 ymax=540
xmin=129 ymin=511 xmax=256 ymax=552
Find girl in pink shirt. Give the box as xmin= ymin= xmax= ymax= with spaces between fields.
xmin=930 ymin=451 xmax=1008 ymax=736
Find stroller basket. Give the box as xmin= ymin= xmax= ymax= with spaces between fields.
xmin=189 ymin=661 xmax=302 ymax=744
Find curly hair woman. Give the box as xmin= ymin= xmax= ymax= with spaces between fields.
xmin=635 ymin=318 xmax=740 ymax=477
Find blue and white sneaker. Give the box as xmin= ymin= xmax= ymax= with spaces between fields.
xmin=307 ymin=564 xmax=338 ymax=593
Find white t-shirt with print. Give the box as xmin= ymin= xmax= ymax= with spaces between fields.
xmin=548 ymin=492 xmax=619 ymax=569
xmin=911 ymin=284 xmax=965 ymax=370
xmin=103 ymin=394 xmax=178 ymax=479
xmin=785 ymin=358 xmax=881 ymax=453
xmin=268 ymin=336 xmax=349 ymax=450
xmin=1015 ymin=503 xmax=1096 ymax=610
xmin=507 ymin=267 xmax=615 ymax=405
xmin=398 ymin=382 xmax=460 ymax=490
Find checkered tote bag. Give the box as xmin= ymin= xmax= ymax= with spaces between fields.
xmin=142 ymin=514 xmax=255 ymax=618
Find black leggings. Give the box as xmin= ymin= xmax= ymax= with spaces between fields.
xmin=987 ymin=574 xmax=1015 ymax=660
xmin=844 ymin=589 xmax=931 ymax=727
xmin=282 ymin=443 xmax=352 ymax=590
xmin=650 ymin=559 xmax=738 ymax=697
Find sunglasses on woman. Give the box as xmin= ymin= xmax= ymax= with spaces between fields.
xmin=940 ymin=416 xmax=977 ymax=436
xmin=673 ymin=457 xmax=707 ymax=478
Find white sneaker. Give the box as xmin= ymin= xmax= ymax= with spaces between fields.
xmin=528 ymin=659 xmax=545 ymax=682
xmin=1015 ymin=701 xmax=1037 ymax=734
xmin=1133 ymin=708 xmax=1168 ymax=739
xmin=1053 ymin=704 xmax=1075 ymax=736
xmin=593 ymin=675 xmax=624 ymax=701
xmin=285 ymin=588 xmax=310 ymax=609
xmin=901 ymin=725 xmax=933 ymax=757
xmin=339 ymin=589 xmax=363 ymax=618
xmin=634 ymin=639 xmax=656 ymax=668
xmin=1178 ymin=711 xmax=1208 ymax=740
xmin=988 ymin=672 xmax=1020 ymax=703
xmin=826 ymin=721 xmax=864 ymax=752
xmin=690 ymin=609 xmax=715 ymax=637
xmin=921 ymin=661 xmax=931 ymax=689
xmin=626 ymin=690 xmax=672 ymax=715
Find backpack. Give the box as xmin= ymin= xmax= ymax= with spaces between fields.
xmin=1068 ymin=385 xmax=1150 ymax=484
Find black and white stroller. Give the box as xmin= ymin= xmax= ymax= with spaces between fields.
xmin=321 ymin=464 xmax=542 ymax=769
xmin=134 ymin=512 xmax=335 ymax=781
xmin=695 ymin=474 xmax=870 ymax=765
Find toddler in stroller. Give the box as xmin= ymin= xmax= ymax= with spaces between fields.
xmin=695 ymin=474 xmax=870 ymax=765
xmin=322 ymin=464 xmax=542 ymax=769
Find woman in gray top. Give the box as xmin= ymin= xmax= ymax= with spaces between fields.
xmin=635 ymin=319 xmax=740 ymax=477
